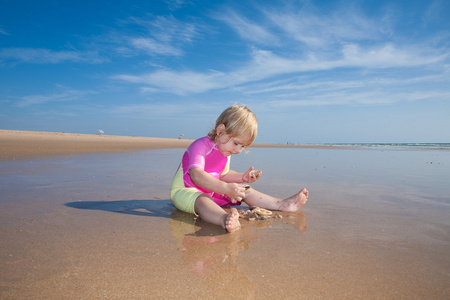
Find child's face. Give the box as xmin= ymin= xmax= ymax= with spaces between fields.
xmin=216 ymin=133 xmax=249 ymax=156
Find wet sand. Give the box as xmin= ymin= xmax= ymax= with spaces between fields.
xmin=1 ymin=131 xmax=449 ymax=299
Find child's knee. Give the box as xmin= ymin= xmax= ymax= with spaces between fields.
xmin=195 ymin=193 xmax=212 ymax=206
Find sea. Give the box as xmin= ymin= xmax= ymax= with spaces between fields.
xmin=308 ymin=142 xmax=450 ymax=150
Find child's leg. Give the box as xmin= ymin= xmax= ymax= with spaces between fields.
xmin=243 ymin=188 xmax=309 ymax=211
xmin=194 ymin=194 xmax=241 ymax=232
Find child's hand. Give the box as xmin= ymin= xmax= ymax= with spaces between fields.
xmin=242 ymin=167 xmax=262 ymax=183
xmin=226 ymin=183 xmax=246 ymax=203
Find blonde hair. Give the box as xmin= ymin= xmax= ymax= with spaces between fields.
xmin=208 ymin=105 xmax=258 ymax=145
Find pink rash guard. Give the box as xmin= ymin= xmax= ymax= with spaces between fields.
xmin=180 ymin=136 xmax=235 ymax=206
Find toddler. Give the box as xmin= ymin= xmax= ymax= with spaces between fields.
xmin=170 ymin=105 xmax=308 ymax=232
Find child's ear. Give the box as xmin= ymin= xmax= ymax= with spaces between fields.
xmin=216 ymin=124 xmax=226 ymax=136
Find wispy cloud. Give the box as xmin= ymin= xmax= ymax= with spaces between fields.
xmin=113 ymin=70 xmax=225 ymax=95
xmin=424 ymin=0 xmax=449 ymax=24
xmin=118 ymin=15 xmax=200 ymax=57
xmin=215 ymin=3 xmax=385 ymax=50
xmin=107 ymin=100 xmax=221 ymax=121
xmin=1 ymin=14 xmax=199 ymax=65
xmin=16 ymin=86 xmax=96 ymax=107
xmin=0 ymin=26 xmax=9 ymax=35
xmin=113 ymin=44 xmax=447 ymax=95
xmin=263 ymin=89 xmax=450 ymax=108
xmin=130 ymin=37 xmax=182 ymax=56
xmin=243 ymin=74 xmax=450 ymax=107
xmin=241 ymin=73 xmax=450 ymax=96
xmin=146 ymin=15 xmax=198 ymax=43
xmin=0 ymin=48 xmax=104 ymax=64
xmin=264 ymin=5 xmax=382 ymax=49
xmin=111 ymin=2 xmax=448 ymax=99
xmin=165 ymin=0 xmax=190 ymax=11
xmin=213 ymin=9 xmax=278 ymax=45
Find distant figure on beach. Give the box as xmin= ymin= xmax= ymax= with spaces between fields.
xmin=170 ymin=105 xmax=309 ymax=232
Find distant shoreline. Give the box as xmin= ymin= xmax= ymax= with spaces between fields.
xmin=0 ymin=129 xmax=345 ymax=160
xmin=3 ymin=130 xmax=446 ymax=161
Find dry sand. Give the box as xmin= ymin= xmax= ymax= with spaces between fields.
xmin=1 ymin=130 xmax=449 ymax=299
xmin=0 ymin=130 xmax=338 ymax=161
xmin=0 ymin=130 xmax=194 ymax=160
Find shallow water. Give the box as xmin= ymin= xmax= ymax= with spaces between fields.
xmin=1 ymin=148 xmax=449 ymax=298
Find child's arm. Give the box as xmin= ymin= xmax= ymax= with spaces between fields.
xmin=220 ymin=167 xmax=262 ymax=183
xmin=189 ymin=168 xmax=245 ymax=200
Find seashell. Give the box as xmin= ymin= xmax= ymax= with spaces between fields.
xmin=253 ymin=207 xmax=272 ymax=216
xmin=249 ymin=170 xmax=260 ymax=178
xmin=274 ymin=213 xmax=283 ymax=219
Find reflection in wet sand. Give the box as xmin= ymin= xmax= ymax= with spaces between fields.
xmin=2 ymin=146 xmax=449 ymax=298
xmin=169 ymin=207 xmax=308 ymax=296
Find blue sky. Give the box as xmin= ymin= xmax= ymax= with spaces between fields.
xmin=1 ymin=0 xmax=449 ymax=144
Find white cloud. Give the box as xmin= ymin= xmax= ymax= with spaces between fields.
xmin=113 ymin=70 xmax=226 ymax=95
xmin=120 ymin=15 xmax=199 ymax=57
xmin=0 ymin=26 xmax=9 ymax=35
xmin=241 ymin=73 xmax=450 ymax=97
xmin=107 ymin=100 xmax=222 ymax=121
xmin=0 ymin=48 xmax=104 ymax=64
xmin=1 ymin=14 xmax=200 ymax=65
xmin=16 ymin=87 xmax=96 ymax=107
xmin=149 ymin=15 xmax=198 ymax=43
xmin=111 ymin=3 xmax=448 ymax=96
xmin=165 ymin=0 xmax=189 ymax=11
xmin=130 ymin=37 xmax=182 ymax=56
xmin=218 ymin=4 xmax=381 ymax=49
xmin=424 ymin=0 xmax=449 ymax=24
xmin=338 ymin=43 xmax=447 ymax=68
xmin=27 ymin=1 xmax=440 ymax=112
xmin=239 ymin=71 xmax=450 ymax=108
xmin=214 ymin=9 xmax=278 ymax=45
xmin=264 ymin=89 xmax=450 ymax=108
xmin=113 ymin=43 xmax=447 ymax=95
xmin=140 ymin=87 xmax=160 ymax=94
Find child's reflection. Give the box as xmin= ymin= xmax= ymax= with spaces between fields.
xmin=169 ymin=208 xmax=307 ymax=277
xmin=169 ymin=209 xmax=254 ymax=275
xmin=169 ymin=209 xmax=257 ymax=297
xmin=282 ymin=210 xmax=308 ymax=233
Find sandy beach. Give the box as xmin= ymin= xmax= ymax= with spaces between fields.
xmin=0 ymin=130 xmax=196 ymax=160
xmin=1 ymin=130 xmax=449 ymax=299
xmin=0 ymin=130 xmax=341 ymax=161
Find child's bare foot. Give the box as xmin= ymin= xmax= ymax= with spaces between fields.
xmin=224 ymin=208 xmax=241 ymax=232
xmin=278 ymin=188 xmax=309 ymax=212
